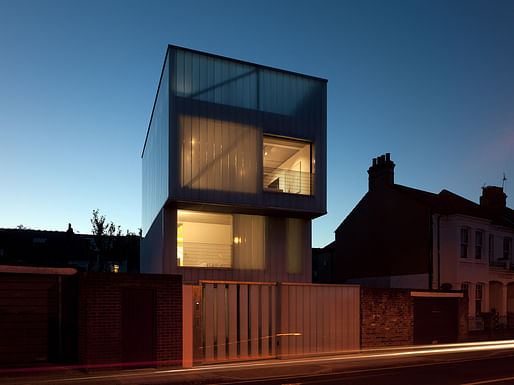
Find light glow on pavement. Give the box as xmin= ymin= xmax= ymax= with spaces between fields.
xmin=3 ymin=340 xmax=514 ymax=384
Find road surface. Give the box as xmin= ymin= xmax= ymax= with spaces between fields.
xmin=2 ymin=340 xmax=514 ymax=384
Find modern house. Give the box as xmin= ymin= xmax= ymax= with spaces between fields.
xmin=141 ymin=45 xmax=327 ymax=283
xmin=334 ymin=153 xmax=514 ymax=323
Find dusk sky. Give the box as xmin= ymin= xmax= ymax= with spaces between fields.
xmin=1 ymin=0 xmax=513 ymax=248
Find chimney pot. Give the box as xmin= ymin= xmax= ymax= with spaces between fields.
xmin=368 ymin=153 xmax=395 ymax=191
xmin=480 ymin=186 xmax=507 ymax=210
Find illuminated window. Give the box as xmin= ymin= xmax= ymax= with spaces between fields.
xmin=177 ymin=210 xmax=233 ymax=268
xmin=177 ymin=210 xmax=266 ymax=270
xmin=263 ymin=135 xmax=313 ymax=195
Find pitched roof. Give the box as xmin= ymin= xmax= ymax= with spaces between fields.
xmin=393 ymin=185 xmax=514 ymax=228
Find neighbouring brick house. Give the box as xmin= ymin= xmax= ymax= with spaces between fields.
xmin=333 ymin=153 xmax=514 ymax=330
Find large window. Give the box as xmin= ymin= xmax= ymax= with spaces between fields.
xmin=177 ymin=210 xmax=233 ymax=268
xmin=262 ymin=135 xmax=313 ymax=195
xmin=177 ymin=210 xmax=266 ymax=270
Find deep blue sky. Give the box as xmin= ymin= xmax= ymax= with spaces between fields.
xmin=1 ymin=0 xmax=513 ymax=247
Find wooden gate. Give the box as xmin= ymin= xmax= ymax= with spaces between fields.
xmin=183 ymin=281 xmax=359 ymax=365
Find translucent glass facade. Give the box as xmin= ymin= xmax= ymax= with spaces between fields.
xmin=178 ymin=115 xmax=259 ymax=193
xmin=172 ymin=48 xmax=323 ymax=117
xmin=286 ymin=218 xmax=306 ymax=273
xmin=169 ymin=46 xmax=326 ymax=212
xmin=233 ymin=214 xmax=265 ymax=270
xmin=142 ymin=51 xmax=169 ymax=236
xmin=142 ymin=46 xmax=325 ymax=281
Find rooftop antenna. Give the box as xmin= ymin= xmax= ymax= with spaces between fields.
xmin=502 ymin=172 xmax=507 ymax=190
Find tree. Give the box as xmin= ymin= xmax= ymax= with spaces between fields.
xmin=90 ymin=209 xmax=140 ymax=272
xmin=90 ymin=209 xmax=122 ymax=272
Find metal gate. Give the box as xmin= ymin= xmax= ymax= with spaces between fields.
xmin=183 ymin=281 xmax=360 ymax=365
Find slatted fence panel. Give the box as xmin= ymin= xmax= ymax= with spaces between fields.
xmin=195 ymin=281 xmax=359 ymax=364
xmin=279 ymin=283 xmax=360 ymax=357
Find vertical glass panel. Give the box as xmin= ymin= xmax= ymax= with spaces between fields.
xmin=233 ymin=214 xmax=265 ymax=270
xmin=286 ymin=218 xmax=305 ymax=274
xmin=177 ymin=210 xmax=233 ymax=268
xmin=142 ymin=53 xmax=169 ymax=236
xmin=263 ymin=135 xmax=312 ymax=195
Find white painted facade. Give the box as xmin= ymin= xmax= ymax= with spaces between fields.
xmin=433 ymin=213 xmax=514 ymax=319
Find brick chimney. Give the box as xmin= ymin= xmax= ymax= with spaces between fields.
xmin=480 ymin=186 xmax=507 ymax=210
xmin=368 ymin=153 xmax=395 ymax=191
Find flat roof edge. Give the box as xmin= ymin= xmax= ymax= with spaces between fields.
xmin=167 ymin=44 xmax=328 ymax=83
xmin=142 ymin=46 xmax=170 ymax=158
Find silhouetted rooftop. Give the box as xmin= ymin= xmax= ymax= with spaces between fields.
xmin=393 ymin=185 xmax=514 ymax=228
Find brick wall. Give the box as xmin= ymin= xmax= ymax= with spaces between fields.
xmin=360 ymin=288 xmax=414 ymax=348
xmin=361 ymin=288 xmax=469 ymax=348
xmin=78 ymin=272 xmax=182 ymax=368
